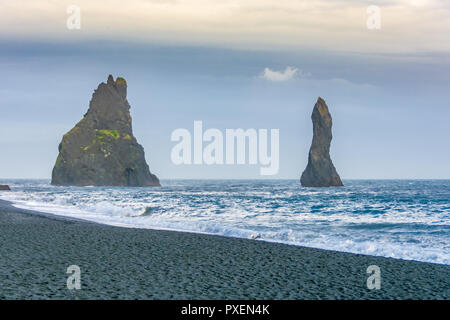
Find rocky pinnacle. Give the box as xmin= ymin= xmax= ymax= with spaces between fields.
xmin=51 ymin=75 xmax=160 ymax=187
xmin=301 ymin=97 xmax=343 ymax=187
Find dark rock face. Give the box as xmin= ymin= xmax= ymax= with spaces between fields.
xmin=301 ymin=97 xmax=343 ymax=187
xmin=0 ymin=185 xmax=11 ymax=191
xmin=52 ymin=75 xmax=160 ymax=187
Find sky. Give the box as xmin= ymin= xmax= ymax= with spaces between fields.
xmin=0 ymin=0 xmax=449 ymax=179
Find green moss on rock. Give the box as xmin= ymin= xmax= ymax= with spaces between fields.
xmin=97 ymin=129 xmax=120 ymax=139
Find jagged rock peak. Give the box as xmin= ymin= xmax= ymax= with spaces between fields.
xmin=104 ymin=74 xmax=127 ymax=100
xmin=51 ymin=75 xmax=160 ymax=187
xmin=300 ymin=97 xmax=343 ymax=187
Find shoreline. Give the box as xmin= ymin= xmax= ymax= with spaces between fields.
xmin=3 ymin=196 xmax=449 ymax=267
xmin=4 ymin=198 xmax=449 ymax=267
xmin=0 ymin=199 xmax=449 ymax=299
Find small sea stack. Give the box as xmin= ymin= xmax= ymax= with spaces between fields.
xmin=0 ymin=185 xmax=11 ymax=191
xmin=51 ymin=75 xmax=160 ymax=187
xmin=301 ymin=97 xmax=343 ymax=187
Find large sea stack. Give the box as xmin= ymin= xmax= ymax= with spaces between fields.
xmin=301 ymin=97 xmax=343 ymax=187
xmin=52 ymin=75 xmax=160 ymax=187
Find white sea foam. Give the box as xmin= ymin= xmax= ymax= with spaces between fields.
xmin=1 ymin=179 xmax=449 ymax=265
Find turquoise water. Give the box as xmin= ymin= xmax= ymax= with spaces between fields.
xmin=1 ymin=179 xmax=449 ymax=265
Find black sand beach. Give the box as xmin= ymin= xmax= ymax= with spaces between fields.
xmin=0 ymin=199 xmax=448 ymax=300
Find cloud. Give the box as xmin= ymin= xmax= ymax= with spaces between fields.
xmin=261 ymin=66 xmax=301 ymax=82
xmin=1 ymin=0 xmax=450 ymax=53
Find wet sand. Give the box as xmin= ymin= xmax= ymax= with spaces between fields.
xmin=0 ymin=199 xmax=448 ymax=299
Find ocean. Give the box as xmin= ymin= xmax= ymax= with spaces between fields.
xmin=1 ymin=179 xmax=449 ymax=265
